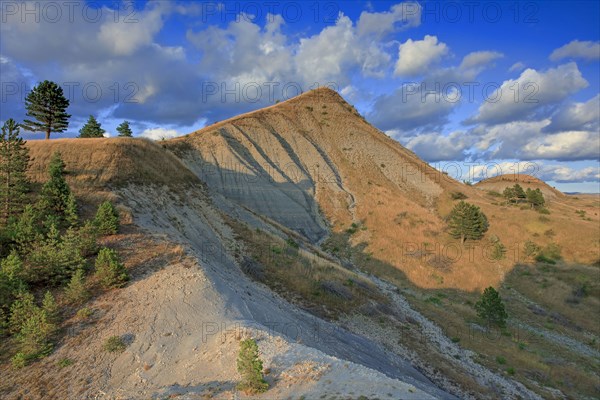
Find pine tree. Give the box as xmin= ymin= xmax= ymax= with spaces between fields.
xmin=94 ymin=247 xmax=128 ymax=288
xmin=16 ymin=307 xmax=55 ymax=357
xmin=21 ymin=80 xmax=71 ymax=140
xmin=78 ymin=116 xmax=105 ymax=138
xmin=0 ymin=252 xmax=27 ymax=314
xmin=116 ymin=121 xmax=133 ymax=137
xmin=0 ymin=119 xmax=30 ymax=228
xmin=513 ymin=184 xmax=526 ymax=202
xmin=502 ymin=186 xmax=516 ymax=203
xmin=64 ymin=192 xmax=78 ymax=227
xmin=12 ymin=204 xmax=40 ymax=250
xmin=64 ymin=269 xmax=89 ymax=305
xmin=526 ymin=188 xmax=545 ymax=209
xmin=42 ymin=291 xmax=59 ymax=325
xmin=94 ymin=201 xmax=119 ymax=235
xmin=38 ymin=152 xmax=71 ymax=220
xmin=475 ymin=286 xmax=508 ymax=327
xmin=236 ymin=338 xmax=268 ymax=394
xmin=447 ymin=201 xmax=489 ymax=243
xmin=8 ymin=291 xmax=36 ymax=334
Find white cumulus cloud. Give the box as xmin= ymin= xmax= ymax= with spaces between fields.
xmin=394 ymin=35 xmax=448 ymax=77
xmin=550 ymin=40 xmax=600 ymax=61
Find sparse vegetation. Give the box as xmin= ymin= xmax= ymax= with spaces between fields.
xmin=103 ymin=335 xmax=126 ymax=353
xmin=236 ymin=338 xmax=268 ymax=394
xmin=450 ymin=191 xmax=468 ymax=200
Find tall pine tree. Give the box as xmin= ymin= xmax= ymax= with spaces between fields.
xmin=21 ymin=81 xmax=71 ymax=140
xmin=116 ymin=121 xmax=133 ymax=137
xmin=0 ymin=119 xmax=30 ymax=228
xmin=78 ymin=116 xmax=105 ymax=138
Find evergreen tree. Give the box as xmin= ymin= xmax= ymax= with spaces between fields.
xmin=0 ymin=252 xmax=27 ymax=316
xmin=447 ymin=201 xmax=489 ymax=243
xmin=502 ymin=186 xmax=516 ymax=203
xmin=12 ymin=204 xmax=40 ymax=250
xmin=8 ymin=291 xmax=36 ymax=334
xmin=78 ymin=116 xmax=105 ymax=138
xmin=25 ymin=223 xmax=85 ymax=285
xmin=526 ymin=188 xmax=545 ymax=209
xmin=475 ymin=286 xmax=508 ymax=327
xmin=94 ymin=201 xmax=119 ymax=235
xmin=42 ymin=291 xmax=59 ymax=325
xmin=0 ymin=119 xmax=30 ymax=227
xmin=116 ymin=121 xmax=133 ymax=137
xmin=21 ymin=80 xmax=71 ymax=140
xmin=64 ymin=269 xmax=89 ymax=305
xmin=38 ymin=152 xmax=71 ymax=220
xmin=15 ymin=307 xmax=55 ymax=357
xmin=94 ymin=247 xmax=128 ymax=288
xmin=64 ymin=192 xmax=79 ymax=227
xmin=236 ymin=338 xmax=268 ymax=394
xmin=513 ymin=184 xmax=526 ymax=201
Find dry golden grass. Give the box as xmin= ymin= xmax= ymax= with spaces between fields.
xmin=26 ymin=137 xmax=200 ymax=190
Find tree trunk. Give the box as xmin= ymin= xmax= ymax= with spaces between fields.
xmin=46 ymin=129 xmax=50 ymax=140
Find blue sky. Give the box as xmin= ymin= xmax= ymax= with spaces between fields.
xmin=1 ymin=0 xmax=599 ymax=192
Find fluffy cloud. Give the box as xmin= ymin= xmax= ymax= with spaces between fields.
xmin=394 ymin=35 xmax=448 ymax=77
xmin=544 ymin=94 xmax=599 ymax=132
xmin=521 ymin=131 xmax=600 ymax=161
xmin=464 ymin=118 xmax=599 ymax=162
xmin=369 ymin=83 xmax=459 ymax=132
xmin=538 ymin=165 xmax=599 ymax=183
xmin=356 ymin=2 xmax=421 ymax=37
xmin=550 ymin=40 xmax=600 ymax=61
xmin=467 ymin=161 xmax=599 ymax=183
xmin=468 ymin=62 xmax=588 ymax=125
xmin=397 ymin=130 xmax=476 ymax=162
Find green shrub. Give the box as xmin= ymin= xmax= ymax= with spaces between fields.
xmin=76 ymin=307 xmax=93 ymax=319
xmin=93 ymin=201 xmax=119 ymax=235
xmin=490 ymin=241 xmax=506 ymax=260
xmin=506 ymin=367 xmax=515 ymax=375
xmin=496 ymin=355 xmax=506 ymax=364
xmin=64 ymin=269 xmax=89 ymax=305
xmin=94 ymin=248 xmax=128 ymax=288
xmin=11 ymin=352 xmax=28 ymax=369
xmin=57 ymin=358 xmax=73 ymax=368
xmin=237 ymin=338 xmax=268 ymax=394
xmin=475 ymin=287 xmax=508 ymax=327
xmin=535 ymin=243 xmax=562 ymax=264
xmin=538 ymin=208 xmax=550 ymax=215
xmin=523 ymin=241 xmax=540 ymax=259
xmin=451 ymin=191 xmax=468 ymax=200
xmin=285 ymin=238 xmax=299 ymax=249
xmin=103 ymin=335 xmax=126 ymax=352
